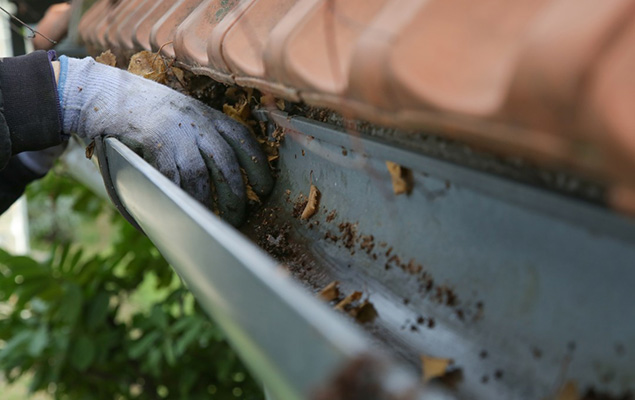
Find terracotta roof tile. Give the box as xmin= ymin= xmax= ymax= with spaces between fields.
xmin=149 ymin=0 xmax=206 ymax=58
xmin=132 ymin=1 xmax=176 ymax=51
xmin=94 ymin=0 xmax=130 ymax=50
xmin=505 ymin=0 xmax=635 ymax=134
xmin=78 ymin=0 xmax=109 ymax=50
xmin=75 ymin=0 xmax=635 ymax=213
xmin=113 ymin=0 xmax=155 ymax=57
xmin=223 ymin=0 xmax=297 ymax=89
xmin=174 ymin=0 xmax=243 ymax=81
xmin=105 ymin=0 xmax=148 ymax=56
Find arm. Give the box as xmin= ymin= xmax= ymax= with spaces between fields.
xmin=32 ymin=3 xmax=72 ymax=51
xmin=0 ymin=51 xmax=64 ymax=214
xmin=0 ymin=52 xmax=273 ymax=225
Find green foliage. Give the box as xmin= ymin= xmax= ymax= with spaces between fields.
xmin=0 ymin=171 xmax=263 ymax=399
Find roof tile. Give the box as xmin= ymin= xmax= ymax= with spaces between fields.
xmin=75 ymin=0 xmax=635 ymax=213
xmin=149 ymin=0 xmax=206 ymax=58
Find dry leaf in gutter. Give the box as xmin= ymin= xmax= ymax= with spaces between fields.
xmin=276 ymin=98 xmax=285 ymax=111
xmin=352 ymin=300 xmax=378 ymax=324
xmin=85 ymin=140 xmax=95 ymax=159
xmin=386 ymin=161 xmax=413 ymax=195
xmin=240 ymin=168 xmax=261 ymax=203
xmin=335 ymin=291 xmax=362 ymax=311
xmin=95 ymin=49 xmax=116 ymax=67
xmin=223 ymin=98 xmax=251 ymax=125
xmin=301 ymin=184 xmax=320 ymax=219
xmin=128 ymin=50 xmax=167 ymax=83
xmin=421 ymin=355 xmax=451 ymax=383
xmin=318 ymin=281 xmax=340 ymax=302
xmin=171 ymin=66 xmax=186 ymax=86
xmin=549 ymin=381 xmax=579 ymax=400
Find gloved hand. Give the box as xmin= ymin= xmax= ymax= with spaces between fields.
xmin=57 ymin=56 xmax=273 ymax=226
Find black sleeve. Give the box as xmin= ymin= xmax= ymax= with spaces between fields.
xmin=0 ymin=50 xmax=63 ymax=160
xmin=0 ymin=50 xmax=63 ymax=214
xmin=0 ymin=156 xmax=45 ymax=213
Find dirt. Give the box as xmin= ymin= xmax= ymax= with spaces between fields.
xmin=582 ymin=390 xmax=633 ymax=400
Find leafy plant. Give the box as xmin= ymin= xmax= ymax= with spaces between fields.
xmin=0 ymin=170 xmax=263 ymax=399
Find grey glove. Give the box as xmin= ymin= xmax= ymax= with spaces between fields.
xmin=57 ymin=56 xmax=273 ymax=226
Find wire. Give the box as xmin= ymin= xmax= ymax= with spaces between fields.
xmin=0 ymin=5 xmax=57 ymax=45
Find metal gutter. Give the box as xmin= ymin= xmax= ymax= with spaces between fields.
xmin=90 ymin=107 xmax=635 ymax=399
xmin=247 ymin=110 xmax=635 ymax=399
xmin=102 ymin=137 xmax=430 ymax=400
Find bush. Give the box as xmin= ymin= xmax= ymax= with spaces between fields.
xmin=0 ymin=169 xmax=263 ymax=399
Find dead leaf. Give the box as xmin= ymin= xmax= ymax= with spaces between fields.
xmin=223 ymin=101 xmax=250 ymax=125
xmin=260 ymin=93 xmax=276 ymax=109
xmin=335 ymin=291 xmax=362 ymax=311
xmin=95 ymin=50 xmax=116 ymax=67
xmin=301 ymin=184 xmax=320 ymax=219
xmin=352 ymin=300 xmax=378 ymax=324
xmin=386 ymin=161 xmax=413 ymax=195
xmin=318 ymin=281 xmax=340 ymax=302
xmin=85 ymin=140 xmax=96 ymax=159
xmin=240 ymin=168 xmax=261 ymax=203
xmin=421 ymin=355 xmax=452 ymax=383
xmin=550 ymin=381 xmax=579 ymax=400
xmin=128 ymin=50 xmax=167 ymax=83
xmin=272 ymin=127 xmax=285 ymax=142
xmin=276 ymin=98 xmax=285 ymax=111
xmin=171 ymin=67 xmax=185 ymax=86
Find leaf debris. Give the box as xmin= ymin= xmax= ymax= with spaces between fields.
xmin=128 ymin=50 xmax=167 ymax=83
xmin=420 ymin=355 xmax=452 ymax=383
xmin=351 ymin=300 xmax=378 ymax=324
xmin=85 ymin=140 xmax=95 ymax=159
xmin=334 ymin=291 xmax=362 ymax=311
xmin=95 ymin=49 xmax=116 ymax=67
xmin=240 ymin=168 xmax=261 ymax=203
xmin=301 ymin=184 xmax=320 ymax=220
xmin=386 ymin=161 xmax=413 ymax=195
xmin=549 ymin=381 xmax=580 ymax=400
xmin=318 ymin=281 xmax=340 ymax=302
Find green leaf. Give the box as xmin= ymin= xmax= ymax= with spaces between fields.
xmin=0 ymin=330 xmax=32 ymax=361
xmin=67 ymin=248 xmax=84 ymax=272
xmin=129 ymin=331 xmax=161 ymax=360
xmin=150 ymin=305 xmax=168 ymax=330
xmin=57 ymin=243 xmax=72 ymax=273
xmin=28 ymin=365 xmax=47 ymax=393
xmin=86 ymin=291 xmax=111 ymax=330
xmin=175 ymin=321 xmax=203 ymax=356
xmin=58 ymin=284 xmax=83 ymax=324
xmin=70 ymin=335 xmax=95 ymax=371
xmin=27 ymin=325 xmax=49 ymax=357
xmin=146 ymin=347 xmax=162 ymax=377
xmin=16 ymin=279 xmax=50 ymax=308
xmin=163 ymin=338 xmax=176 ymax=366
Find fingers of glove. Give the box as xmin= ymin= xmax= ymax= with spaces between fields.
xmin=118 ymin=135 xmax=181 ymax=187
xmin=197 ymin=138 xmax=246 ymax=226
xmin=174 ymin=145 xmax=214 ymax=210
xmin=213 ymin=117 xmax=274 ymax=196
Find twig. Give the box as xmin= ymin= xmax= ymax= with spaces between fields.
xmin=0 ymin=5 xmax=57 ymax=45
xmin=152 ymin=40 xmax=174 ymax=65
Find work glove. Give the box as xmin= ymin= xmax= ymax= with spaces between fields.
xmin=57 ymin=56 xmax=273 ymax=226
